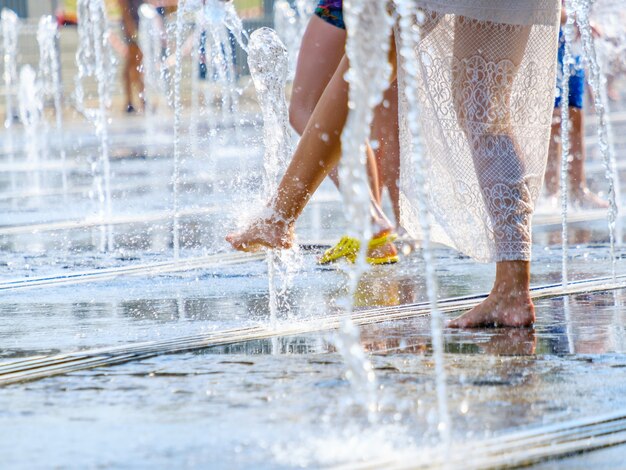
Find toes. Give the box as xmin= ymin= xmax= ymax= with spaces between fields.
xmin=226 ymin=233 xmax=257 ymax=252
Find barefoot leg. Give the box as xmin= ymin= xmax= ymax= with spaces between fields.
xmin=449 ymin=261 xmax=535 ymax=328
xmin=568 ymin=107 xmax=608 ymax=209
xmin=449 ymin=21 xmax=536 ymax=328
xmin=227 ymin=38 xmax=398 ymax=252
xmin=372 ymin=81 xmax=401 ymax=224
xmin=545 ymin=109 xmax=561 ymax=197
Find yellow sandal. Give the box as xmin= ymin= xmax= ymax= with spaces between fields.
xmin=318 ymin=232 xmax=399 ymax=265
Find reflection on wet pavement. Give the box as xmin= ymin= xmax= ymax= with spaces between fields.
xmin=1 ymin=249 xmax=626 ymax=467
xmin=3 ymin=121 xmax=626 ymax=466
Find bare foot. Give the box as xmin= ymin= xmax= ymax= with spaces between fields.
xmin=449 ymin=292 xmax=535 ymax=328
xmin=572 ymin=187 xmax=609 ymax=210
xmin=226 ymin=215 xmax=294 ymax=252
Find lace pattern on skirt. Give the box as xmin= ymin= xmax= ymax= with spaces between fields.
xmin=398 ymin=4 xmax=560 ymax=262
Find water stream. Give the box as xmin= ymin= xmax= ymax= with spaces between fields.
xmin=1 ymin=8 xmax=19 ymax=198
xmin=572 ymin=0 xmax=620 ymax=280
xmin=1 ymin=8 xmax=18 ymax=130
xmin=138 ymin=4 xmax=163 ymax=140
xmin=560 ymin=0 xmax=575 ymax=287
xmin=37 ymin=15 xmax=67 ymax=194
xmin=17 ymin=65 xmax=43 ymax=195
xmin=75 ymin=0 xmax=116 ymax=252
xmin=336 ymin=0 xmax=396 ymax=421
xmin=395 ymin=0 xmax=451 ymax=445
xmin=247 ymin=27 xmax=293 ymax=326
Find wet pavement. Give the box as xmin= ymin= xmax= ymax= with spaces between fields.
xmin=1 ymin=241 xmax=626 ymax=467
xmin=2 ymin=107 xmax=626 ymax=468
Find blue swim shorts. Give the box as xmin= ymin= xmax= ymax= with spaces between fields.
xmin=555 ymin=31 xmax=585 ymax=109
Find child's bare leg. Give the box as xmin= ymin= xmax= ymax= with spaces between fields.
xmin=545 ymin=110 xmax=561 ymax=196
xmin=568 ymin=107 xmax=608 ymax=208
xmin=290 ymin=16 xmax=386 ymax=207
xmin=227 ymin=40 xmax=399 ymax=251
xmin=227 ymin=55 xmax=352 ymax=251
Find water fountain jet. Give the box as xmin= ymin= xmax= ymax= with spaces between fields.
xmin=37 ymin=14 xmax=67 ymax=194
xmin=75 ymin=0 xmax=116 ymax=252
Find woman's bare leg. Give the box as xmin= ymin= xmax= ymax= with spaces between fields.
xmin=227 ymin=40 xmax=399 ymax=251
xmin=449 ymin=19 xmax=536 ymax=328
xmin=449 ymin=261 xmax=534 ymax=327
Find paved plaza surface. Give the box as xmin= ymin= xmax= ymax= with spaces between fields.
xmin=2 ymin=10 xmax=626 ymax=467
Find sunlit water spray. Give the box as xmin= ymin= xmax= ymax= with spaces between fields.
xmin=571 ymin=0 xmax=620 ymax=278
xmin=1 ymin=7 xmax=18 ymax=130
xmin=37 ymin=14 xmax=67 ymax=193
xmin=138 ymin=4 xmax=163 ymax=139
xmin=203 ymin=0 xmax=248 ymax=133
xmin=334 ymin=0 xmax=395 ymax=421
xmin=75 ymin=0 xmax=116 ymax=252
xmin=1 ymin=8 xmax=18 ymax=197
xmin=173 ymin=0 xmax=249 ymax=258
xmin=559 ymin=1 xmax=575 ymax=287
xmin=17 ymin=65 xmax=43 ymax=195
xmin=395 ymin=0 xmax=451 ymax=445
xmin=273 ymin=0 xmax=314 ymax=77
xmin=561 ymin=0 xmax=620 ymax=284
xmin=248 ymin=27 xmax=296 ymax=327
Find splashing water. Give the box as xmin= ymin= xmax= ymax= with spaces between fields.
xmin=248 ymin=28 xmax=295 ymax=326
xmin=190 ymin=0 xmax=250 ymax=156
xmin=203 ymin=0 xmax=248 ymax=131
xmin=1 ymin=8 xmax=18 ymax=130
xmin=75 ymin=0 xmax=116 ymax=252
xmin=559 ymin=1 xmax=575 ymax=287
xmin=571 ymin=0 xmax=620 ymax=279
xmin=37 ymin=15 xmax=67 ymax=193
xmin=172 ymin=1 xmax=186 ymax=259
xmin=335 ymin=0 xmax=395 ymax=421
xmin=395 ymin=0 xmax=451 ymax=445
xmin=138 ymin=4 xmax=164 ymax=138
xmin=273 ymin=0 xmax=314 ymax=77
xmin=248 ymin=28 xmax=291 ymax=196
xmin=172 ymin=0 xmax=249 ymax=258
xmin=1 ymin=8 xmax=18 ymax=196
xmin=272 ymin=1 xmax=296 ymax=71
xmin=18 ymin=65 xmax=43 ymax=195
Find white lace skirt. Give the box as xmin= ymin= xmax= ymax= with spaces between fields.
xmin=398 ymin=0 xmax=561 ymax=262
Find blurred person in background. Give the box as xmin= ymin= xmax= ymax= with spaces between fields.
xmin=118 ymin=0 xmax=144 ymax=113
